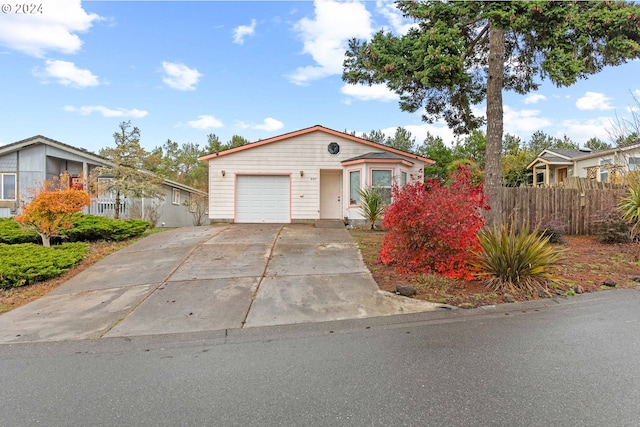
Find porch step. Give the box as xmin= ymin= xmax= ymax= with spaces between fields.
xmin=314 ymin=219 xmax=345 ymax=229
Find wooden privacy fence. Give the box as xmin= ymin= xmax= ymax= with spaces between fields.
xmin=501 ymin=187 xmax=627 ymax=235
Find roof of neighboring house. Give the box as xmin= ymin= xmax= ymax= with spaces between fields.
xmin=2 ymin=135 xmax=206 ymax=195
xmin=528 ymin=147 xmax=606 ymax=169
xmin=198 ymin=124 xmax=434 ymax=165
xmin=0 ymin=135 xmax=111 ymax=165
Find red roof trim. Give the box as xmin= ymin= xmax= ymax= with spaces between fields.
xmin=198 ymin=124 xmax=434 ymax=164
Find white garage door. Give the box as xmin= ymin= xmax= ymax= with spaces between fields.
xmin=236 ymin=175 xmax=290 ymax=223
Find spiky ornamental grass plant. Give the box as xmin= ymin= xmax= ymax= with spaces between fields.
xmin=474 ymin=224 xmax=562 ymax=294
xmin=359 ymin=186 xmax=385 ymax=230
xmin=619 ymin=171 xmax=640 ymax=239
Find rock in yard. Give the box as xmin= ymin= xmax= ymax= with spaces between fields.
xmin=630 ymin=276 xmax=640 ymax=283
xmin=602 ymin=278 xmax=617 ymax=287
xmin=574 ymin=285 xmax=584 ymax=294
xmin=395 ymin=284 xmax=416 ymax=297
xmin=503 ymin=293 xmax=515 ymax=303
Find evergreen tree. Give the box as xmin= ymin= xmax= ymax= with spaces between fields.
xmin=96 ymin=121 xmax=164 ymax=219
xmin=343 ymin=1 xmax=640 ymax=225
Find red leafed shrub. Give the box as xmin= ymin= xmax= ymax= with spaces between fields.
xmin=379 ymin=166 xmax=489 ymax=279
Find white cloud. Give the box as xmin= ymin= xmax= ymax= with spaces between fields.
xmin=503 ymin=105 xmax=552 ymax=134
xmin=161 ymin=61 xmax=202 ymax=91
xmin=236 ymin=118 xmax=284 ymax=132
xmin=288 ymin=0 xmax=373 ymax=85
xmin=375 ymin=0 xmax=417 ymax=35
xmin=340 ymin=84 xmax=399 ymax=102
xmin=576 ymin=92 xmax=614 ymax=111
xmin=64 ymin=105 xmax=148 ymax=118
xmin=34 ymin=60 xmax=99 ymax=88
xmin=253 ymin=118 xmax=284 ymax=131
xmin=0 ymin=0 xmax=101 ymax=57
xmin=233 ymin=19 xmax=256 ymax=45
xmin=557 ymin=117 xmax=612 ymax=144
xmin=524 ymin=94 xmax=546 ymax=105
xmin=186 ymin=115 xmax=223 ymax=129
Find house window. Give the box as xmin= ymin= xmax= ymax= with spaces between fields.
xmin=629 ymin=157 xmax=640 ymax=171
xmin=1 ymin=173 xmax=16 ymax=200
xmin=401 ymin=171 xmax=408 ymax=186
xmin=172 ymin=188 xmax=180 ymax=205
xmin=349 ymin=170 xmax=361 ymax=206
xmin=371 ymin=169 xmax=392 ymax=204
xmin=600 ymin=159 xmax=612 ymax=182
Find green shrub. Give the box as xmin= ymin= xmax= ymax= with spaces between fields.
xmin=62 ymin=214 xmax=151 ymax=242
xmin=0 ymin=242 xmax=88 ymax=288
xmin=0 ymin=218 xmax=39 ymax=244
xmin=358 ymin=187 xmax=385 ymax=230
xmin=474 ymin=224 xmax=562 ymax=294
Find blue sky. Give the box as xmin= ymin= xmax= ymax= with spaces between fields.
xmin=1 ymin=0 xmax=639 ymax=154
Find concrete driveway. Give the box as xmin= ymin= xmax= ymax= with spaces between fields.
xmin=0 ymin=224 xmax=445 ymax=343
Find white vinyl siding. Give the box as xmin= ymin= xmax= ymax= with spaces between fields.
xmin=236 ymin=175 xmax=290 ymax=223
xmin=206 ymin=130 xmax=427 ymax=221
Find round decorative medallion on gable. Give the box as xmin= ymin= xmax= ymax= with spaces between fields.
xmin=328 ymin=142 xmax=340 ymax=155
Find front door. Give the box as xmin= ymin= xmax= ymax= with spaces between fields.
xmin=320 ymin=170 xmax=342 ymax=219
xmin=557 ymin=168 xmax=568 ymax=185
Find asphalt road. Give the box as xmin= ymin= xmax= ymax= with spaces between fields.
xmin=1 ymin=289 xmax=639 ymax=426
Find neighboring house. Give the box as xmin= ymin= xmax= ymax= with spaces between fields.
xmin=0 ymin=135 xmax=207 ymax=227
xmin=199 ymin=125 xmax=433 ymax=225
xmin=527 ymin=144 xmax=640 ymax=186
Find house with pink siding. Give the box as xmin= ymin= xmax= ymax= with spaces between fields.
xmin=199 ymin=125 xmax=433 ymax=225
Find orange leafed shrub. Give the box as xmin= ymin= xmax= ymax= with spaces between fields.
xmin=15 ymin=188 xmax=90 ymax=247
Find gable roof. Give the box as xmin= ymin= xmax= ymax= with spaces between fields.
xmin=198 ymin=124 xmax=434 ymax=164
xmin=2 ymin=135 xmax=206 ymax=195
xmin=0 ymin=135 xmax=111 ymax=166
xmin=528 ymin=144 xmax=640 ymax=169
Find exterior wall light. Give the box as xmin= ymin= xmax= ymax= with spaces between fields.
xmin=221 ymin=170 xmax=226 ymax=177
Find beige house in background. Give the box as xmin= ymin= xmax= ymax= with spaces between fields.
xmin=199 ymin=125 xmax=433 ymax=225
xmin=528 ymin=143 xmax=640 ymax=186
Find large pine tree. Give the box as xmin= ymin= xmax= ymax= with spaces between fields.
xmin=343 ymin=1 xmax=640 ymax=226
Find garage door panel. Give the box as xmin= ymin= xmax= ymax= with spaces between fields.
xmin=236 ymin=175 xmax=290 ymax=223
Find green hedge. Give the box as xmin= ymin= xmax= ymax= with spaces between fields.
xmin=63 ymin=215 xmax=151 ymax=242
xmin=0 ymin=242 xmax=88 ymax=288
xmin=0 ymin=215 xmax=151 ymax=244
xmin=0 ymin=218 xmax=39 ymax=244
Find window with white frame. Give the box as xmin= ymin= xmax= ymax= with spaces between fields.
xmin=600 ymin=159 xmax=612 ymax=182
xmin=629 ymin=157 xmax=640 ymax=171
xmin=371 ymin=169 xmax=392 ymax=204
xmin=349 ymin=170 xmax=361 ymax=206
xmin=1 ymin=173 xmax=16 ymax=200
xmin=172 ymin=188 xmax=180 ymax=205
